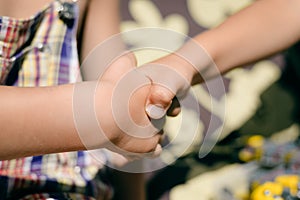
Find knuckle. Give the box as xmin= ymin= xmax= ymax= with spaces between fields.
xmin=151 ymin=88 xmax=173 ymax=106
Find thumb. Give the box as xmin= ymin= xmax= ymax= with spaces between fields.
xmin=137 ymin=63 xmax=189 ymax=119
xmin=146 ymin=84 xmax=175 ymax=119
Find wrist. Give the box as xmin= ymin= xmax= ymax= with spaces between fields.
xmin=73 ymin=81 xmax=112 ymax=150
xmin=152 ymin=32 xmax=220 ymax=89
xmin=150 ymin=53 xmax=195 ymax=93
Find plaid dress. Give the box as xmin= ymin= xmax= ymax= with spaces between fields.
xmin=0 ymin=1 xmax=112 ymax=199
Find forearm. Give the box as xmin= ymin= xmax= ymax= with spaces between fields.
xmin=153 ymin=0 xmax=300 ymax=86
xmin=0 ymin=84 xmax=83 ymax=159
xmin=0 ymin=83 xmax=112 ymax=160
xmin=205 ymin=0 xmax=300 ymax=72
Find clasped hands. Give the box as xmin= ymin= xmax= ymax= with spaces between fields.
xmin=92 ymin=53 xmax=191 ymax=161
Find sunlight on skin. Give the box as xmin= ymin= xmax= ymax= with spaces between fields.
xmin=120 ymin=0 xmax=281 ymax=159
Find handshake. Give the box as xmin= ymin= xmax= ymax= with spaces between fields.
xmin=75 ymin=53 xmax=197 ymax=160
xmin=0 ymin=38 xmax=216 ymax=161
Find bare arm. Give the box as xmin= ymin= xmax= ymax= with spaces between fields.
xmin=0 ymin=54 xmax=162 ymax=160
xmin=153 ymin=0 xmax=300 ymax=84
xmin=80 ymin=0 xmax=121 ymax=61
xmin=145 ymin=0 xmax=300 ymax=116
xmin=198 ymin=0 xmax=300 ymax=74
xmin=79 ymin=1 xmax=148 ymax=198
xmin=0 ymin=84 xmax=85 ymax=160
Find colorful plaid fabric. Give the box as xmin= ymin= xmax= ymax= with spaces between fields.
xmin=0 ymin=1 xmax=112 ymax=199
xmin=19 ymin=193 xmax=96 ymax=200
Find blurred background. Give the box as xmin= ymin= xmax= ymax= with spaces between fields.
xmin=119 ymin=0 xmax=300 ymax=199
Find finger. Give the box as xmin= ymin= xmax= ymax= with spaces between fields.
xmin=109 ymin=151 xmax=131 ymax=167
xmin=146 ymin=84 xmax=175 ymax=119
xmin=145 ymin=131 xmax=164 ymax=158
xmin=166 ymin=96 xmax=181 ymax=116
xmin=158 ymin=132 xmax=166 ymax=145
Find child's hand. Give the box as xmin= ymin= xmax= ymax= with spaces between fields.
xmin=94 ymin=54 xmax=163 ymax=158
xmin=137 ymin=62 xmax=191 ymax=119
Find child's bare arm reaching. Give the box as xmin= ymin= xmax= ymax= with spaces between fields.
xmin=144 ymin=0 xmax=300 ymax=118
xmin=0 ymin=55 xmax=161 ymax=161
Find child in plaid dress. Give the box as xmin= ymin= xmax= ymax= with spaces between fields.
xmin=0 ymin=0 xmax=160 ymax=199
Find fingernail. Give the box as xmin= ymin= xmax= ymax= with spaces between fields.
xmin=146 ymin=105 xmax=166 ymax=119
